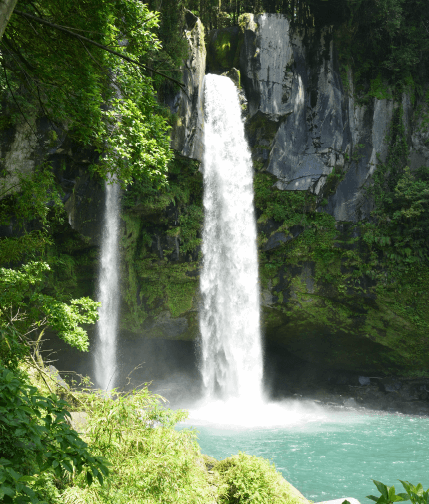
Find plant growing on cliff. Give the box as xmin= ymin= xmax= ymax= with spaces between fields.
xmin=0 ymin=0 xmax=175 ymax=185
xmin=0 ymin=162 xmax=64 ymax=264
xmin=364 ymin=107 xmax=429 ymax=269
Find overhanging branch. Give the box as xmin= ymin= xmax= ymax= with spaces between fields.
xmin=13 ymin=9 xmax=187 ymax=94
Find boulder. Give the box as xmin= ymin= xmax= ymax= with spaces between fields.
xmin=316 ymin=499 xmax=361 ymax=504
xmin=47 ymin=365 xmax=70 ymax=391
xmin=68 ymin=412 xmax=88 ymax=433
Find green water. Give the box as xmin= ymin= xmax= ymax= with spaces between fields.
xmin=183 ymin=405 xmax=429 ymax=503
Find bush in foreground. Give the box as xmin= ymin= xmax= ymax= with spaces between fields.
xmin=60 ymin=387 xmax=215 ymax=504
xmin=214 ymin=452 xmax=308 ymax=504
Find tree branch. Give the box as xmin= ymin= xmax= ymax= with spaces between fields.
xmin=1 ymin=58 xmax=37 ymax=137
xmin=13 ymin=9 xmax=187 ymax=94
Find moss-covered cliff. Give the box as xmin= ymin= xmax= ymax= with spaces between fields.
xmin=118 ymin=155 xmax=202 ymax=341
xmin=2 ymin=9 xmax=429 ymax=385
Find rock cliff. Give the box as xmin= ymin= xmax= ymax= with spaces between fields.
xmin=169 ymin=10 xmax=206 ymax=162
xmin=171 ymin=12 xmax=429 ymax=377
xmin=2 ymin=11 xmax=429 ymax=402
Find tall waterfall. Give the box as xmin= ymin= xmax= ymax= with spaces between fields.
xmin=94 ymin=176 xmax=120 ymax=391
xmin=200 ymin=74 xmax=263 ymax=402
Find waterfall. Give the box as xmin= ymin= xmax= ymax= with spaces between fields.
xmin=199 ymin=74 xmax=264 ymax=402
xmin=94 ymin=176 xmax=120 ymax=391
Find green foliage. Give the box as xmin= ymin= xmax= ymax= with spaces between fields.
xmin=101 ymin=97 xmax=173 ymax=187
xmin=123 ymin=154 xmax=202 ymax=213
xmin=367 ymin=480 xmax=410 ymax=504
xmin=365 ymin=107 xmax=429 ymax=270
xmin=335 ymin=0 xmax=429 ymax=99
xmin=367 ymin=480 xmax=429 ymax=504
xmin=215 ymin=452 xmax=302 ymax=504
xmin=61 ymin=387 xmax=214 ymax=504
xmin=0 ymin=163 xmax=63 ymax=264
xmin=0 ymin=261 xmax=99 ymax=371
xmin=146 ymin=0 xmax=189 ymax=97
xmin=255 ymin=172 xmax=338 ymax=287
xmin=178 ymin=204 xmax=203 ymax=254
xmin=0 ymin=366 xmax=108 ymax=504
xmin=0 ymin=162 xmax=62 ymax=229
xmin=1 ymin=0 xmax=173 ymax=185
xmin=399 ymin=481 xmax=429 ymax=504
xmin=166 ymin=281 xmax=197 ymax=317
xmin=254 ymin=172 xmax=314 ymax=224
xmin=368 ymin=74 xmax=393 ymax=100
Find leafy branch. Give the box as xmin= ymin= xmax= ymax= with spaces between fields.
xmin=13 ymin=9 xmax=187 ymax=93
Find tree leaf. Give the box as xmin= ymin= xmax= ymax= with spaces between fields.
xmin=374 ymin=480 xmax=389 ymax=499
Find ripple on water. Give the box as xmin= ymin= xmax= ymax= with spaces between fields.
xmin=179 ymin=400 xmax=429 ymax=503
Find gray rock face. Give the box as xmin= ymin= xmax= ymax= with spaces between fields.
xmin=197 ymin=14 xmax=427 ymax=223
xmin=263 ymin=225 xmax=304 ymax=251
xmin=0 ymin=117 xmax=104 ymax=245
xmin=68 ymin=412 xmax=88 ymax=433
xmin=238 ymin=14 xmax=413 ymax=222
xmin=410 ymin=96 xmax=429 ymax=171
xmin=169 ymin=11 xmax=206 ymax=162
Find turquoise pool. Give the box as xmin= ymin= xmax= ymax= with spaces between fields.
xmin=181 ymin=399 xmax=429 ymax=503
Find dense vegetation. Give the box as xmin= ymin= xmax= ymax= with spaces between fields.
xmin=1 ymin=363 xmax=317 ymax=503
xmin=155 ymin=0 xmax=429 ymax=97
xmin=1 ymin=0 xmax=429 ymax=501
xmin=0 ymin=0 xmax=175 ymax=186
xmin=0 ymin=2 xmax=190 ymax=501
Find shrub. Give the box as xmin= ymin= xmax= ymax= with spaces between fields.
xmin=368 ymin=479 xmax=429 ymax=504
xmin=0 ymin=366 xmax=108 ymax=504
xmin=215 ymin=452 xmax=307 ymax=504
xmin=61 ymin=387 xmax=215 ymax=504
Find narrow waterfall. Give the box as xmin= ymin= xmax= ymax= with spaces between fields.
xmin=94 ymin=176 xmax=120 ymax=391
xmin=200 ymin=74 xmax=264 ymax=402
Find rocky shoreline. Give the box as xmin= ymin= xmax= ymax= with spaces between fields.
xmin=277 ymin=376 xmax=429 ymax=416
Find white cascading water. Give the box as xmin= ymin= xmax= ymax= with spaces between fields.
xmin=199 ymin=74 xmax=264 ymax=403
xmin=94 ymin=176 xmax=120 ymax=391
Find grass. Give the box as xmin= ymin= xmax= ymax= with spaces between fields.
xmin=22 ymin=365 xmax=309 ymax=504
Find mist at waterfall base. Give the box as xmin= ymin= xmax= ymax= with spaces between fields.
xmin=44 ymin=76 xmax=429 ymax=503
xmin=180 ymin=74 xmax=429 ymax=504
xmin=183 ymin=406 xmax=429 ymax=503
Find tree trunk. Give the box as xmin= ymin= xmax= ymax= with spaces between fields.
xmin=0 ymin=0 xmax=18 ymax=40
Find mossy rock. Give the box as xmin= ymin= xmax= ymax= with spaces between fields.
xmin=260 ymin=257 xmax=429 ymax=375
xmin=255 ymin=173 xmax=429 ymax=376
xmin=214 ymin=453 xmax=309 ymax=504
xmin=118 ymin=155 xmax=203 ymax=337
xmin=222 ymin=68 xmax=241 ymax=88
xmin=206 ymin=26 xmax=243 ymax=74
xmin=246 ymin=111 xmax=283 ymax=166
